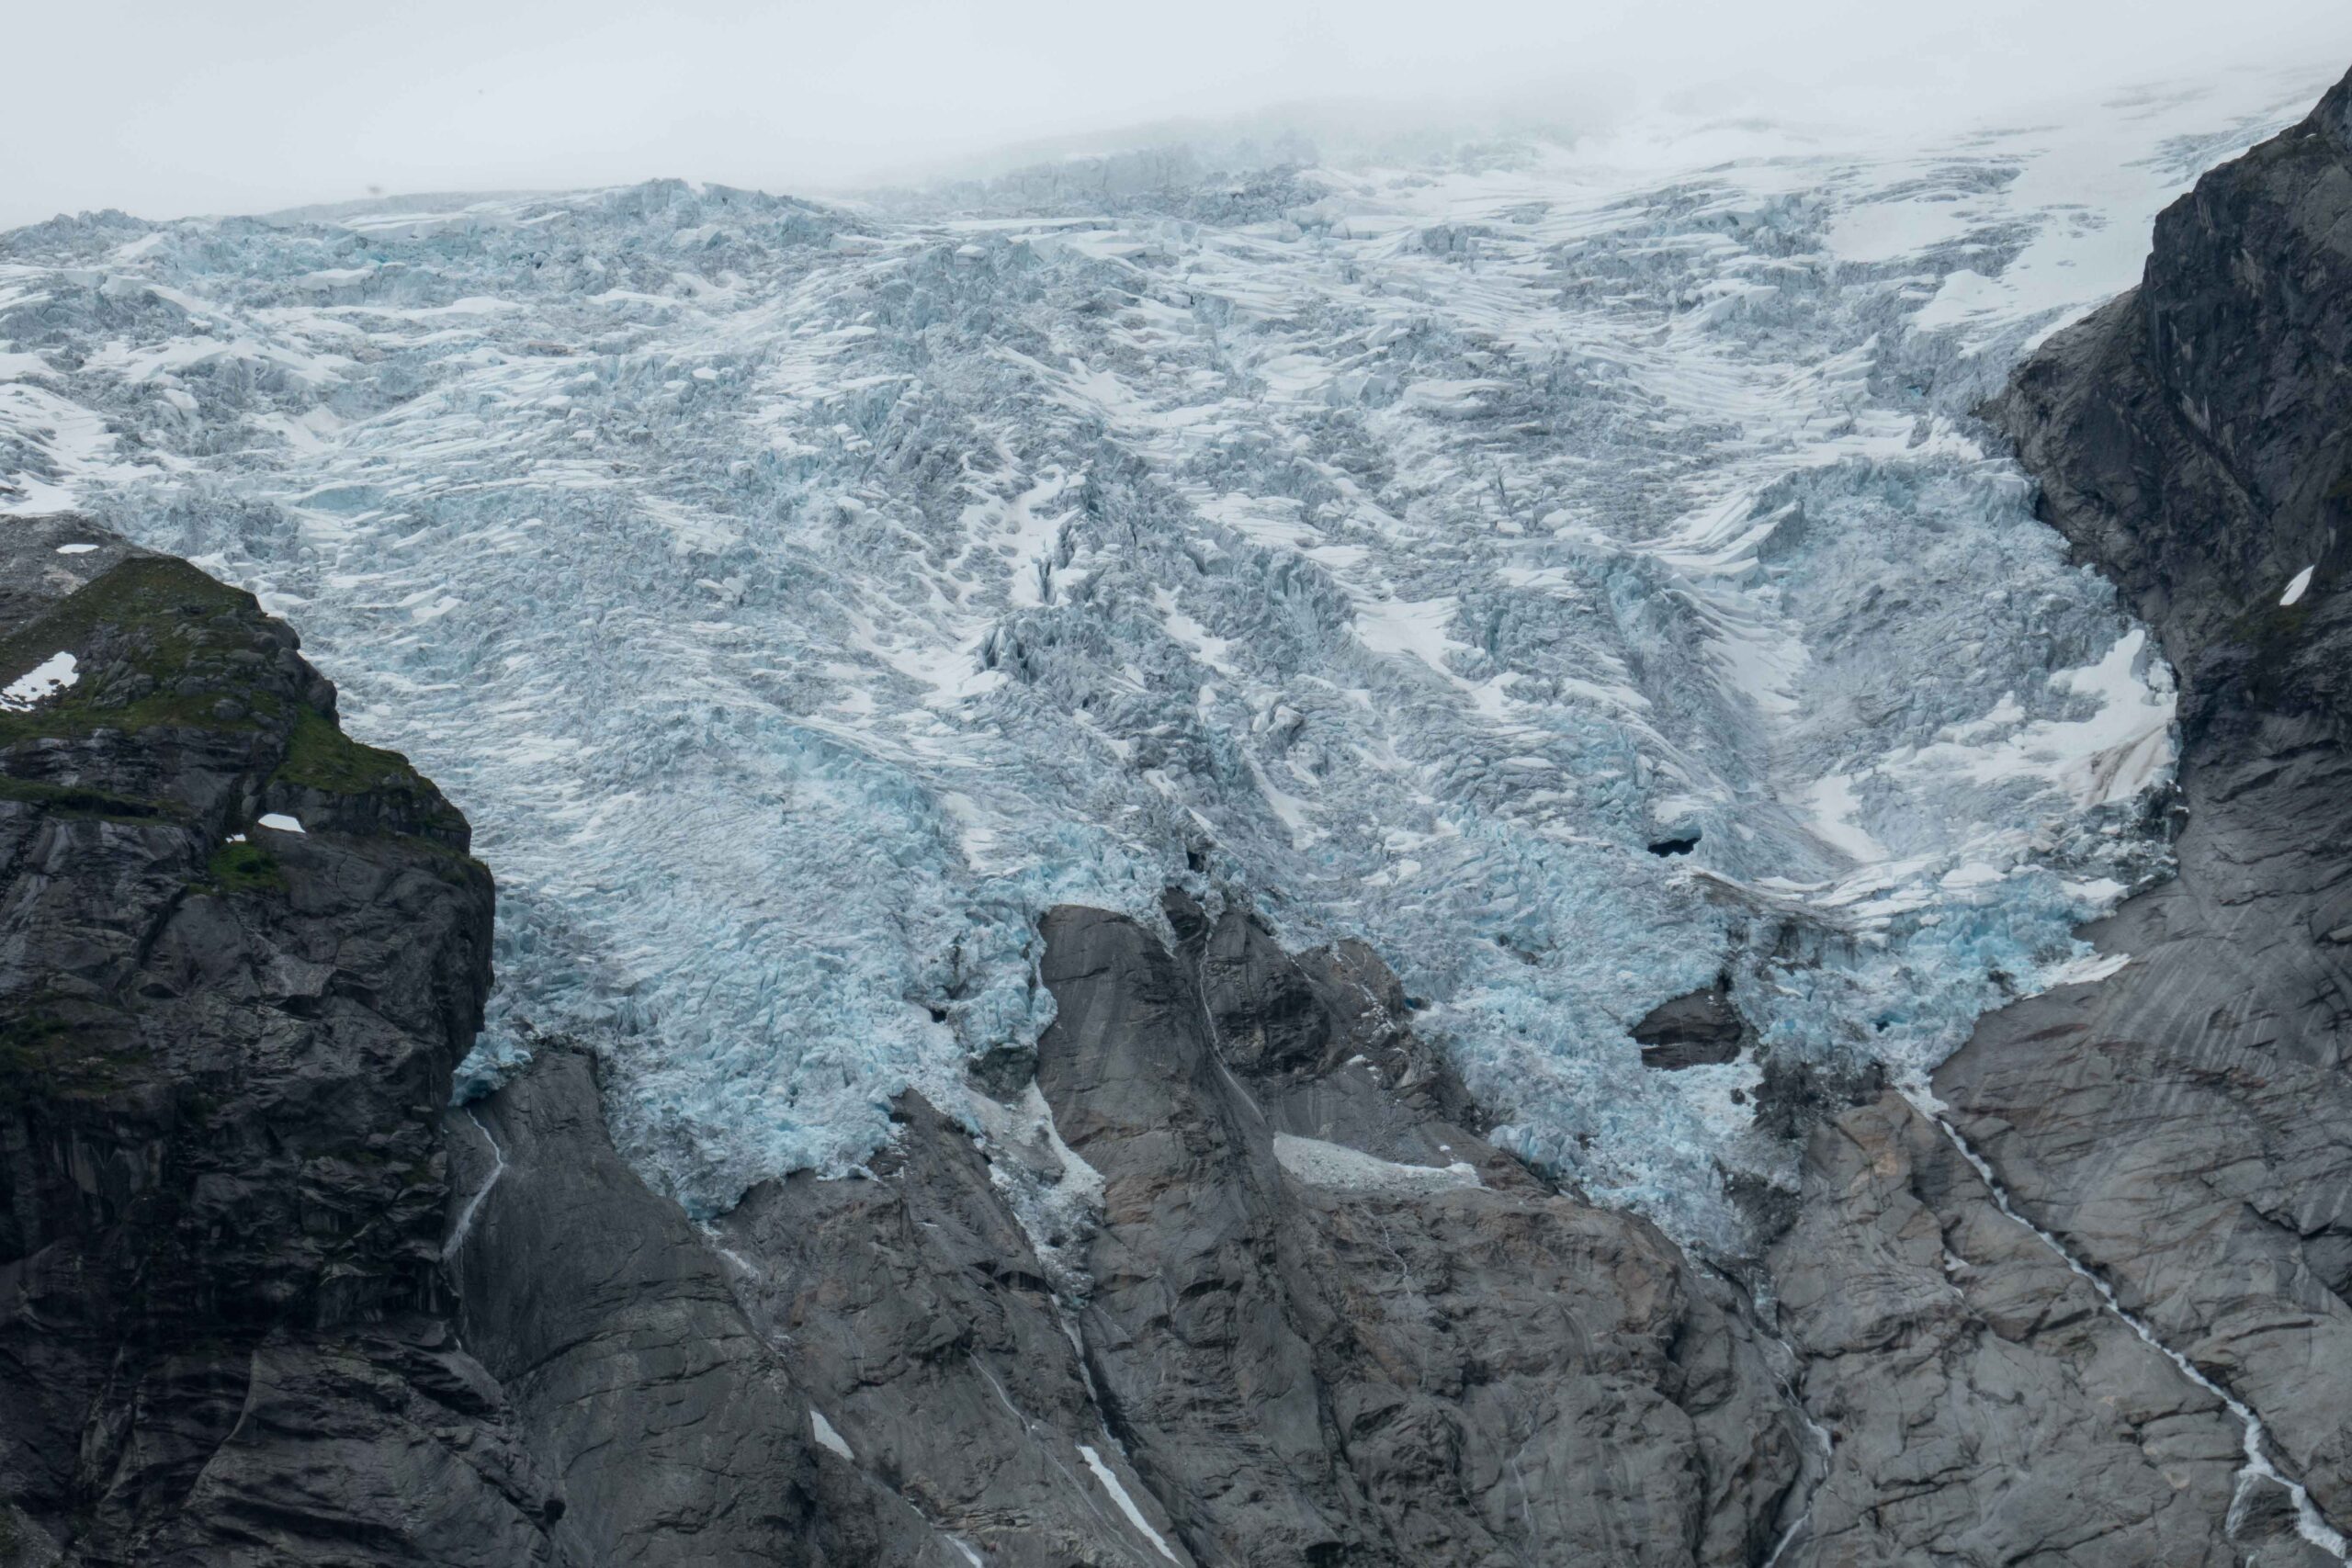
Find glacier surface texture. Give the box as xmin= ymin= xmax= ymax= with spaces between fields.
xmin=0 ymin=69 xmax=2327 ymax=1247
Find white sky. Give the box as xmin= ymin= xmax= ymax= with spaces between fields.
xmin=6 ymin=0 xmax=2352 ymax=229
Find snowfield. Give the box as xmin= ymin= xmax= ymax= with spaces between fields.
xmin=0 ymin=66 xmax=2327 ymax=1246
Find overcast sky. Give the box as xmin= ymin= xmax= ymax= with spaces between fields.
xmin=7 ymin=0 xmax=2352 ymax=230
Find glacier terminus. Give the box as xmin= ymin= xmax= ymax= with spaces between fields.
xmin=0 ymin=66 xmax=2329 ymax=1251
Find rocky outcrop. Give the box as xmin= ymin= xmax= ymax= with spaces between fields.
xmin=1878 ymin=57 xmax=2352 ymax=1552
xmin=700 ymin=897 xmax=1806 ymax=1565
xmin=1026 ymin=897 xmax=1801 ymax=1565
xmin=1633 ymin=981 xmax=1747 ymax=1070
xmin=0 ymin=516 xmax=550 ymax=1564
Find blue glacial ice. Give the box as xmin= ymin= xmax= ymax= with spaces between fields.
xmin=0 ymin=68 xmax=2329 ymax=1247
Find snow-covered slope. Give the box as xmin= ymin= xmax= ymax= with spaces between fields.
xmin=0 ymin=66 xmax=2327 ymax=1244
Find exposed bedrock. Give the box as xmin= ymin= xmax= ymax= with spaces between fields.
xmin=1942 ymin=59 xmax=2352 ymax=1540
xmin=1632 ymin=981 xmax=1748 ymax=1071
xmin=695 ymin=895 xmax=1807 ymax=1565
xmin=0 ymin=518 xmax=549 ymax=1565
xmin=443 ymin=1046 xmax=949 ymax=1566
xmin=1766 ymin=1092 xmax=2293 ymax=1566
xmin=1023 ymin=897 xmax=1803 ymax=1565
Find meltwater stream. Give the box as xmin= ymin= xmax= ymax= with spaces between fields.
xmin=1913 ymin=1091 xmax=2351 ymax=1561
xmin=442 ymin=1107 xmax=509 ymax=1261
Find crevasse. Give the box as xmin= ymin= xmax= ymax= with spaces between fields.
xmin=0 ymin=69 xmax=2327 ymax=1247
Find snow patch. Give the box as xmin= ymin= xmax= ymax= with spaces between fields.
xmin=256 ymin=812 xmax=306 ymax=834
xmin=0 ymin=651 xmax=77 ymax=710
xmin=1801 ymin=773 xmax=1887 ymax=864
xmin=1272 ymin=1133 xmax=1482 ymax=1196
xmin=1077 ymin=1443 xmax=1181 ymax=1563
xmin=443 ymin=1108 xmax=507 ymax=1258
xmin=809 ymin=1409 xmax=854 ymax=1461
xmin=2039 ymin=949 xmax=2132 ymax=989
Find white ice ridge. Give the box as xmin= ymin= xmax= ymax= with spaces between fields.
xmin=1272 ymin=1133 xmax=1481 ymax=1195
xmin=0 ymin=62 xmax=2330 ymax=1245
xmin=0 ymin=652 xmax=76 ymax=710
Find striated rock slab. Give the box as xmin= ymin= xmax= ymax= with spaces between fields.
xmin=1957 ymin=61 xmax=2352 ymax=1539
xmin=1030 ymin=897 xmax=1803 ymax=1566
xmin=445 ymin=1046 xmax=953 ymax=1566
xmin=1772 ymin=1093 xmax=2250 ymax=1566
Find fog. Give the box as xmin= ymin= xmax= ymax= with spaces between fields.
xmin=6 ymin=0 xmax=2352 ymax=229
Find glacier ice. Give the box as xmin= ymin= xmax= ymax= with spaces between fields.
xmin=0 ymin=68 xmax=2331 ymax=1247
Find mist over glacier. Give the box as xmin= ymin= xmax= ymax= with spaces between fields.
xmin=0 ymin=65 xmax=2331 ymax=1247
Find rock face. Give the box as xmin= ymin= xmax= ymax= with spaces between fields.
xmin=1952 ymin=61 xmax=2352 ymax=1538
xmin=704 ymin=897 xmax=1807 ymax=1565
xmin=444 ymin=1046 xmax=950 ymax=1567
xmin=1024 ymin=897 xmax=1801 ymax=1565
xmin=1632 ymin=982 xmax=1747 ymax=1070
xmin=0 ymin=516 xmax=549 ymax=1564
xmin=1766 ymin=1094 xmax=2267 ymax=1566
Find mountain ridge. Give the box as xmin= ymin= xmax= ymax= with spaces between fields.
xmin=6 ymin=55 xmax=2352 ymax=1568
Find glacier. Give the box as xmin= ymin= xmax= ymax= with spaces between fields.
xmin=0 ymin=65 xmax=2329 ymax=1248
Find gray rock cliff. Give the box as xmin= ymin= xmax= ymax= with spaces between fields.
xmin=0 ymin=515 xmax=548 ymax=1564
xmin=1964 ymin=58 xmax=2352 ymax=1536
xmin=1753 ymin=60 xmax=2352 ymax=1568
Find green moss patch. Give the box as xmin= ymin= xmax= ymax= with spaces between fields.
xmin=273 ymin=704 xmax=471 ymax=843
xmin=397 ymin=829 xmax=495 ymax=886
xmin=0 ymin=774 xmax=174 ymax=821
xmin=0 ymin=1001 xmax=126 ymax=1095
xmin=202 ymin=840 xmax=286 ymax=895
xmin=0 ymin=556 xmax=284 ymax=745
xmin=277 ymin=704 xmax=428 ymax=795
